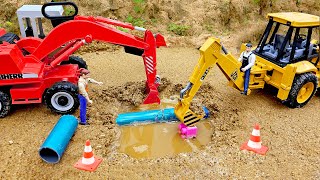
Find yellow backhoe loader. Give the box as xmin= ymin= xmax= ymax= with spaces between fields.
xmin=175 ymin=12 xmax=320 ymax=126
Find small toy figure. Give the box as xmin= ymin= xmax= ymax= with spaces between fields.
xmin=78 ymin=69 xmax=103 ymax=125
xmin=238 ymin=43 xmax=256 ymax=95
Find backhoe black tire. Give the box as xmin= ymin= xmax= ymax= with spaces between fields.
xmin=60 ymin=56 xmax=88 ymax=69
xmin=285 ymin=73 xmax=318 ymax=108
xmin=0 ymin=91 xmax=11 ymax=118
xmin=44 ymin=82 xmax=79 ymax=114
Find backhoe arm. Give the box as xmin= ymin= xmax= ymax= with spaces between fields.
xmin=175 ymin=37 xmax=244 ymax=126
xmin=31 ymin=19 xmax=149 ymax=61
xmin=29 ymin=16 xmax=166 ymax=105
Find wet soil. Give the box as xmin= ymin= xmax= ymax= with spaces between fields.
xmin=0 ymin=48 xmax=319 ymax=179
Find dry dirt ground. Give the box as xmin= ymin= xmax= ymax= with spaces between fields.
xmin=0 ymin=46 xmax=319 ymax=179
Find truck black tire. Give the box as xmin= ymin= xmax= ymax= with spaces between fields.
xmin=44 ymin=81 xmax=79 ymax=114
xmin=0 ymin=91 xmax=11 ymax=118
xmin=285 ymin=72 xmax=318 ymax=108
xmin=60 ymin=56 xmax=88 ymax=69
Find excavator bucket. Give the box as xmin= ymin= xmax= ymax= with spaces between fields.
xmin=143 ymin=88 xmax=160 ymax=104
xmin=180 ymin=110 xmax=202 ymax=126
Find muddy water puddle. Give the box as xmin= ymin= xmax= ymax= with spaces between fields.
xmin=118 ymin=99 xmax=213 ymax=158
xmin=119 ymin=121 xmax=213 ymax=158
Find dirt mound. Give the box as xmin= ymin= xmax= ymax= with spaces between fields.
xmin=89 ymin=77 xmax=221 ymax=121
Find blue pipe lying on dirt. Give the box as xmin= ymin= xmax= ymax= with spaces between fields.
xmin=39 ymin=115 xmax=78 ymax=164
xmin=116 ymin=107 xmax=209 ymax=126
xmin=116 ymin=108 xmax=177 ymax=126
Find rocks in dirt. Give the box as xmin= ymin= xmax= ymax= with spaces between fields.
xmin=109 ymin=0 xmax=121 ymax=10
xmin=8 ymin=140 xmax=13 ymax=145
xmin=157 ymin=78 xmax=172 ymax=92
xmin=99 ymin=81 xmax=145 ymax=106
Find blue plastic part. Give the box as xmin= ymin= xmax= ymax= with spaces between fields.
xmin=116 ymin=108 xmax=178 ymax=126
xmin=202 ymin=106 xmax=210 ymax=119
xmin=39 ymin=115 xmax=78 ymax=164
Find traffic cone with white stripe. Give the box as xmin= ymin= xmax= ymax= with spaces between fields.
xmin=240 ymin=124 xmax=268 ymax=155
xmin=74 ymin=140 xmax=102 ymax=171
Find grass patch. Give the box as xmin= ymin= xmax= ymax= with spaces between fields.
xmin=133 ymin=0 xmax=146 ymax=14
xmin=117 ymin=27 xmax=130 ymax=33
xmin=125 ymin=15 xmax=146 ymax=27
xmin=151 ymin=18 xmax=157 ymax=24
xmin=167 ymin=23 xmax=190 ymax=36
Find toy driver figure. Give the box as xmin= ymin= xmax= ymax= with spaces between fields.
xmin=78 ymin=69 xmax=103 ymax=125
xmin=238 ymin=43 xmax=256 ymax=95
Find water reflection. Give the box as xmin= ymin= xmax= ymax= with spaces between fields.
xmin=119 ymin=121 xmax=213 ymax=158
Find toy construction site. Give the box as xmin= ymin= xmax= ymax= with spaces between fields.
xmin=0 ymin=0 xmax=319 ymax=179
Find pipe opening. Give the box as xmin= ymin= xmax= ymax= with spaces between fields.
xmin=39 ymin=147 xmax=60 ymax=163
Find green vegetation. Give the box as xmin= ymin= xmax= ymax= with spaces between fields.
xmin=4 ymin=21 xmax=13 ymax=27
xmin=252 ymin=0 xmax=261 ymax=4
xmin=64 ymin=7 xmax=75 ymax=16
xmin=167 ymin=23 xmax=190 ymax=36
xmin=51 ymin=0 xmax=75 ymax=16
xmin=151 ymin=18 xmax=157 ymax=24
xmin=124 ymin=0 xmax=149 ymax=27
xmin=133 ymin=0 xmax=145 ymax=14
xmin=0 ymin=21 xmax=17 ymax=33
xmin=117 ymin=27 xmax=129 ymax=33
xmin=204 ymin=24 xmax=214 ymax=33
xmin=125 ymin=15 xmax=146 ymax=27
xmin=204 ymin=24 xmax=221 ymax=36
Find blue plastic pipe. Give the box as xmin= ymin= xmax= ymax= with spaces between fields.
xmin=39 ymin=115 xmax=78 ymax=163
xmin=116 ymin=107 xmax=210 ymax=126
xmin=116 ymin=108 xmax=178 ymax=126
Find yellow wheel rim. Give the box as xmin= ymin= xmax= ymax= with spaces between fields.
xmin=297 ymin=82 xmax=314 ymax=103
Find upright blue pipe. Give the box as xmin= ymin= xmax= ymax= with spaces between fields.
xmin=39 ymin=115 xmax=78 ymax=163
xmin=116 ymin=108 xmax=178 ymax=126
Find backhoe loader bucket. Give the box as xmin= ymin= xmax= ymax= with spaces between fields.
xmin=175 ymin=104 xmax=209 ymax=126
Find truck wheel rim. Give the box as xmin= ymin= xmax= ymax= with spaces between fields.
xmin=0 ymin=101 xmax=2 ymax=111
xmin=51 ymin=92 xmax=74 ymax=111
xmin=297 ymin=82 xmax=314 ymax=103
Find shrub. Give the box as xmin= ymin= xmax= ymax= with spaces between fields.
xmin=133 ymin=0 xmax=145 ymax=14
xmin=167 ymin=23 xmax=190 ymax=36
xmin=125 ymin=15 xmax=146 ymax=27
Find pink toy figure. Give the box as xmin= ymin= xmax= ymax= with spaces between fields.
xmin=178 ymin=123 xmax=198 ymax=139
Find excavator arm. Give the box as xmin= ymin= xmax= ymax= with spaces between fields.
xmin=175 ymin=37 xmax=246 ymax=126
xmin=24 ymin=15 xmax=166 ymax=105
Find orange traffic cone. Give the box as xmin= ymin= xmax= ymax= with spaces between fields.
xmin=240 ymin=124 xmax=268 ymax=155
xmin=74 ymin=140 xmax=103 ymax=171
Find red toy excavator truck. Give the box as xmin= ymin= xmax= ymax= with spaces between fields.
xmin=0 ymin=2 xmax=166 ymax=118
